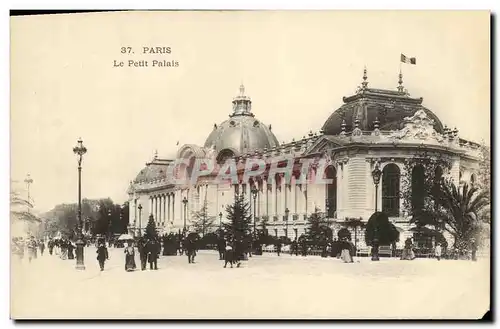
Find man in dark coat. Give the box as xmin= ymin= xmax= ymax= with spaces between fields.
xmin=96 ymin=241 xmax=109 ymax=271
xmin=146 ymin=239 xmax=160 ymax=270
xmin=185 ymin=235 xmax=198 ymax=264
xmin=291 ymin=238 xmax=299 ymax=256
xmin=217 ymin=237 xmax=226 ymax=260
xmin=39 ymin=240 xmax=45 ymax=256
xmin=48 ymin=239 xmax=54 ymax=255
xmin=275 ymin=240 xmax=282 ymax=256
xmin=137 ymin=238 xmax=148 ymax=270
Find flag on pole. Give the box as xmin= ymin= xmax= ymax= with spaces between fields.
xmin=401 ymin=54 xmax=416 ymax=65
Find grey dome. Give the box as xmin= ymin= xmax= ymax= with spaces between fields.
xmin=204 ymin=85 xmax=279 ymax=155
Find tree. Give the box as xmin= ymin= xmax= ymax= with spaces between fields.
xmin=400 ymin=154 xmax=452 ymax=216
xmin=437 ymin=180 xmax=489 ymax=252
xmin=10 ymin=188 xmax=41 ymax=223
xmin=190 ymin=199 xmax=216 ymax=237
xmin=365 ymin=212 xmax=400 ymax=261
xmin=222 ymin=193 xmax=252 ymax=243
xmin=337 ymin=228 xmax=351 ymax=240
xmin=144 ymin=214 xmax=159 ymax=240
xmin=306 ymin=208 xmax=333 ymax=247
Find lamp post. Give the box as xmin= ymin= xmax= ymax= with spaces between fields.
xmin=138 ymin=204 xmax=143 ymax=237
xmin=108 ymin=209 xmax=112 ymax=245
xmin=72 ymin=137 xmax=87 ymax=270
xmin=371 ymin=163 xmax=382 ymax=212
xmin=24 ymin=173 xmax=33 ymax=209
xmin=284 ymin=207 xmax=290 ymax=240
xmin=251 ymin=185 xmax=258 ymax=237
xmin=182 ymin=197 xmax=188 ymax=235
xmin=219 ymin=212 xmax=223 ymax=230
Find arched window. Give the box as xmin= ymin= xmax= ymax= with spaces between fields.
xmin=411 ymin=164 xmax=425 ymax=212
xmin=216 ymin=149 xmax=235 ymax=165
xmin=382 ymin=164 xmax=400 ymax=217
xmin=325 ymin=165 xmax=337 ymax=218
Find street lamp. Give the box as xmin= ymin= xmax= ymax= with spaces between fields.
xmin=284 ymin=207 xmax=290 ymax=240
xmin=138 ymin=204 xmax=143 ymax=237
xmin=251 ymin=185 xmax=258 ymax=237
xmin=219 ymin=212 xmax=223 ymax=230
xmin=107 ymin=209 xmax=113 ymax=243
xmin=182 ymin=197 xmax=188 ymax=234
xmin=371 ymin=163 xmax=382 ymax=212
xmin=72 ymin=137 xmax=87 ymax=270
xmin=24 ymin=173 xmax=33 ymax=208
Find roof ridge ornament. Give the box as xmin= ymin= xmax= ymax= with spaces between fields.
xmin=355 ymin=66 xmax=369 ymax=94
xmin=361 ymin=66 xmax=368 ymax=89
xmin=397 ymin=67 xmax=405 ymax=93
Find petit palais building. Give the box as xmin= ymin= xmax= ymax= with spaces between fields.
xmin=127 ymin=69 xmax=483 ymax=249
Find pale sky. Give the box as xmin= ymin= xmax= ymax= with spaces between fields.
xmin=10 ymin=11 xmax=490 ymax=212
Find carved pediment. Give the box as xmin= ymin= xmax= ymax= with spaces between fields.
xmin=390 ymin=110 xmax=445 ymax=143
xmin=304 ymin=136 xmax=345 ymax=156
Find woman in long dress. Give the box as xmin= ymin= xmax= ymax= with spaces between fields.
xmin=401 ymin=238 xmax=416 ymax=260
xmin=340 ymin=239 xmax=353 ymax=263
xmin=67 ymin=241 xmax=75 ymax=260
xmin=60 ymin=239 xmax=68 ymax=260
xmin=124 ymin=241 xmax=137 ymax=272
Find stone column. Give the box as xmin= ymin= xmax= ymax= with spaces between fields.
xmin=149 ymin=196 xmax=153 ymax=217
xmin=336 ymin=163 xmax=343 ymax=218
xmin=280 ymin=176 xmax=286 ymax=217
xmin=271 ymin=177 xmax=277 ymax=218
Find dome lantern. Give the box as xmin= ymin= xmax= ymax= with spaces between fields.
xmin=204 ymin=85 xmax=279 ymax=154
xmin=231 ymin=84 xmax=253 ymax=117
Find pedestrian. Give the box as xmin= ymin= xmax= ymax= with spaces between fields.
xmin=217 ymin=236 xmax=226 ymax=260
xmin=137 ymin=238 xmax=148 ymax=270
xmin=340 ymin=239 xmax=353 ymax=263
xmin=60 ymin=239 xmax=68 ymax=260
xmin=471 ymin=238 xmax=478 ymax=261
xmin=435 ymin=243 xmax=442 ymax=261
xmin=223 ymin=244 xmax=235 ymax=268
xmin=96 ymin=240 xmax=109 ymax=271
xmin=185 ymin=235 xmax=198 ymax=264
xmin=276 ymin=240 xmax=282 ymax=256
xmin=67 ymin=240 xmax=75 ymax=260
xmin=146 ymin=239 xmax=159 ymax=270
xmin=124 ymin=241 xmax=137 ymax=272
xmin=233 ymin=239 xmax=242 ymax=268
xmin=401 ymin=238 xmax=415 ymax=260
xmin=39 ymin=240 xmax=45 ymax=256
xmin=48 ymin=239 xmax=54 ymax=255
xmin=27 ymin=236 xmax=37 ymax=263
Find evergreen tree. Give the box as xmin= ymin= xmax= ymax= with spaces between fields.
xmin=223 ymin=193 xmax=252 ymax=243
xmin=365 ymin=212 xmax=400 ymax=260
xmin=306 ymin=208 xmax=333 ymax=247
xmin=144 ymin=214 xmax=158 ymax=240
xmin=190 ymin=198 xmax=216 ymax=237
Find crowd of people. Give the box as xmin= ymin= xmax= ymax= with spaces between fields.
xmin=12 ymin=230 xmax=478 ymax=272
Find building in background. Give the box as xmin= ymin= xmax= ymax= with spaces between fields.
xmin=127 ymin=69 xmax=482 ymax=248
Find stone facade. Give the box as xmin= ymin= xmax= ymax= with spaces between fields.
xmin=127 ymin=70 xmax=482 ymax=248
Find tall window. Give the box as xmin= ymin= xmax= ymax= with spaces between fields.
xmin=325 ymin=165 xmax=337 ymax=218
xmin=411 ymin=165 xmax=425 ymax=212
xmin=382 ymin=164 xmax=400 ymax=217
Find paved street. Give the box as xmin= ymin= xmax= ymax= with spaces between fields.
xmin=11 ymin=247 xmax=489 ymax=319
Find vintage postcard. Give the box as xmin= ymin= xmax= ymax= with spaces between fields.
xmin=10 ymin=10 xmax=491 ymax=319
